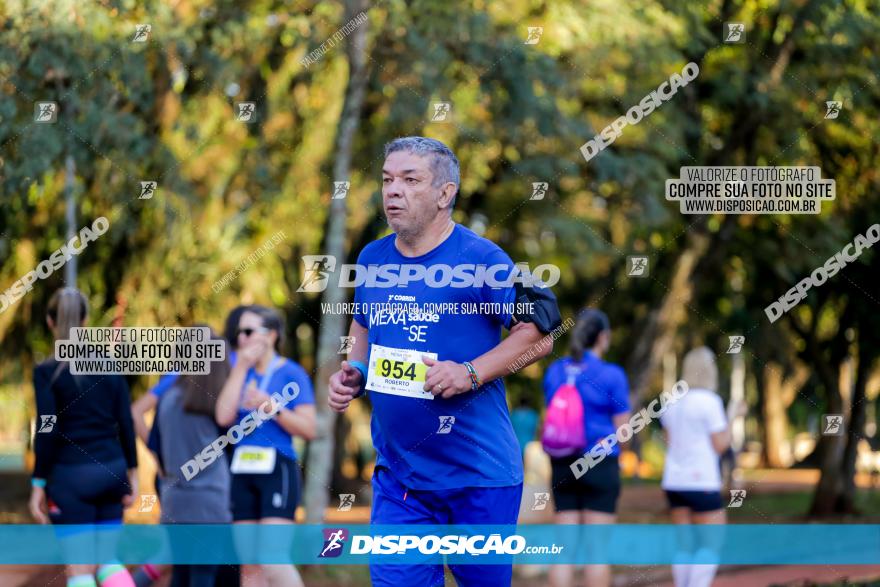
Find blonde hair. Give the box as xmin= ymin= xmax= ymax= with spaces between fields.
xmin=47 ymin=287 xmax=88 ymax=341
xmin=681 ymin=346 xmax=718 ymax=392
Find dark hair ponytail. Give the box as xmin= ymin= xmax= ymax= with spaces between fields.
xmin=569 ymin=308 xmax=610 ymax=361
xmin=181 ymin=328 xmax=231 ymax=416
xmin=47 ymin=287 xmax=88 ymax=341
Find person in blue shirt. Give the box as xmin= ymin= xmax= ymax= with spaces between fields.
xmin=215 ymin=305 xmax=315 ymax=587
xmin=542 ymin=308 xmax=631 ymax=587
xmin=328 ymin=136 xmax=560 ymax=587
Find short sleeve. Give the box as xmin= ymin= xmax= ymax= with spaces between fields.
xmin=353 ymin=288 xmax=368 ymax=328
xmin=277 ymin=362 xmax=315 ymax=409
xmin=704 ymin=394 xmax=728 ymax=434
xmin=352 ymin=249 xmax=369 ymax=328
xmin=150 ymin=373 xmax=178 ymax=398
xmin=609 ymin=366 xmax=631 ymax=415
xmin=480 ymin=248 xmax=517 ymax=329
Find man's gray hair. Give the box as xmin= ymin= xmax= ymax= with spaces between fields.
xmin=384 ymin=136 xmax=460 ymax=205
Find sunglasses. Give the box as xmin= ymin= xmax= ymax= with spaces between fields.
xmin=237 ymin=326 xmax=270 ymax=338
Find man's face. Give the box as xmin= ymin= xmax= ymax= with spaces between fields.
xmin=382 ymin=151 xmax=452 ymax=237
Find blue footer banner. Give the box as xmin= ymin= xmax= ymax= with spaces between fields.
xmin=0 ymin=524 xmax=877 ymax=565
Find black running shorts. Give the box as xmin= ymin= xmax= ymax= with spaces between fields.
xmin=550 ymin=454 xmax=620 ymax=514
xmin=231 ymin=453 xmax=301 ymax=521
xmin=664 ymin=489 xmax=723 ymax=513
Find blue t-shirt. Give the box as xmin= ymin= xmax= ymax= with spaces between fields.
xmin=353 ymin=224 xmax=523 ymax=490
xmin=543 ymin=353 xmax=631 ymax=455
xmin=150 ymin=351 xmax=238 ymax=398
xmin=232 ymin=357 xmax=314 ymax=461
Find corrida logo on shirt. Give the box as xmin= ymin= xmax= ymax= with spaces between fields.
xmin=368 ymin=303 xmax=439 ymax=327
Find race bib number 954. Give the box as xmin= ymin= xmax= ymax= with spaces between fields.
xmin=366 ymin=344 xmax=436 ymax=400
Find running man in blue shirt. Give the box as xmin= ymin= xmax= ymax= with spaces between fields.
xmin=328 ymin=136 xmax=561 ymax=587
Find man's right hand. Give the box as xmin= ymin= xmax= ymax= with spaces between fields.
xmin=328 ymin=361 xmax=364 ymax=412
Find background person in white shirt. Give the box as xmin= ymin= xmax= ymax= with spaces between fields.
xmin=661 ymin=346 xmax=731 ymax=587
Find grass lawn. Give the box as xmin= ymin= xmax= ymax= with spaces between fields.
xmin=727 ymin=489 xmax=880 ymax=522
xmin=772 ymin=582 xmax=880 ymax=587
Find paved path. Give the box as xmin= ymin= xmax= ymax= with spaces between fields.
xmin=653 ymin=564 xmax=880 ymax=587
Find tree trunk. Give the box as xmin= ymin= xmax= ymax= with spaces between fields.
xmin=761 ymin=362 xmax=808 ymax=468
xmin=623 ymin=226 xmax=710 ymax=468
xmin=625 ymin=227 xmax=710 ymax=402
xmin=64 ymin=154 xmax=77 ymax=285
xmin=729 ymin=352 xmax=745 ymax=452
xmin=302 ymin=0 xmax=370 ymax=524
xmin=809 ymin=359 xmax=847 ymax=517
xmin=840 ymin=327 xmax=870 ymax=513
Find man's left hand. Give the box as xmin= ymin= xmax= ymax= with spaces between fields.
xmin=422 ymin=356 xmax=473 ymax=399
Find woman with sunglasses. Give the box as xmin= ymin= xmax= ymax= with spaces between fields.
xmin=215 ymin=305 xmax=316 ymax=587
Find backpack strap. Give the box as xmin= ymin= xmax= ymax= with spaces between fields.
xmin=565 ymin=361 xmax=585 ymax=385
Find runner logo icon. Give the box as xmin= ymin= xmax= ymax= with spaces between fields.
xmin=825 ymin=101 xmax=842 ymax=119
xmin=728 ymin=490 xmax=746 ymax=508
xmin=140 ymin=181 xmax=157 ymax=200
xmin=337 ymin=336 xmax=355 ymax=354
xmin=338 ymin=494 xmax=355 ymax=511
xmin=627 ymin=256 xmax=649 ymax=277
xmin=297 ymin=255 xmax=337 ymax=292
xmin=38 ymin=415 xmax=56 ymax=433
xmin=724 ymin=23 xmax=745 ymax=43
xmin=822 ymin=414 xmax=844 ymax=436
xmin=236 ymin=102 xmax=256 ymax=122
xmin=332 ymin=181 xmax=350 ymax=200
xmin=437 ymin=416 xmax=455 ymax=434
xmin=34 ymin=102 xmax=58 ymax=123
xmin=132 ymin=24 xmax=151 ymax=42
xmin=431 ymin=102 xmax=451 ymax=122
xmin=138 ymin=494 xmax=158 ymax=513
xmin=530 ymin=182 xmax=548 ymax=200
xmin=531 ymin=492 xmax=550 ymax=511
xmin=726 ymin=335 xmax=744 ymax=354
xmin=524 ymin=27 xmax=543 ymax=45
xmin=319 ymin=528 xmax=349 ymax=558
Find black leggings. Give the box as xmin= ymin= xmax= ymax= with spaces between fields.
xmin=47 ymin=458 xmax=129 ymax=524
xmin=170 ymin=565 xmax=218 ymax=587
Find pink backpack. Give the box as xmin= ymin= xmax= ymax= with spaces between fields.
xmin=541 ymin=366 xmax=586 ymax=457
